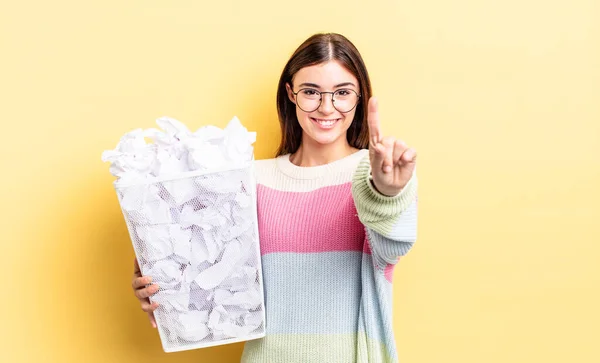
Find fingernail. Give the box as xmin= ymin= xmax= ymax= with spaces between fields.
xmin=384 ymin=165 xmax=392 ymax=173
xmin=146 ymin=276 xmax=152 ymax=284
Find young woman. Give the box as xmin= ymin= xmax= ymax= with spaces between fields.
xmin=131 ymin=32 xmax=418 ymax=362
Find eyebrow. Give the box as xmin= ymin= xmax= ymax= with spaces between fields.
xmin=298 ymin=82 xmax=357 ymax=89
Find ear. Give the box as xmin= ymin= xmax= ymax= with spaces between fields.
xmin=286 ymin=83 xmax=296 ymax=104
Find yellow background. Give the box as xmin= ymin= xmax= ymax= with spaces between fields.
xmin=1 ymin=0 xmax=599 ymax=362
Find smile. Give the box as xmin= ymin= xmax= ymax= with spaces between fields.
xmin=311 ymin=118 xmax=340 ymax=129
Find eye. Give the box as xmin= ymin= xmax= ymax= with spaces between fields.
xmin=336 ymin=89 xmax=352 ymax=96
xmin=301 ymin=88 xmax=319 ymax=96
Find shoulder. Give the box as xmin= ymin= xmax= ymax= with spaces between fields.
xmin=254 ymin=157 xmax=278 ymax=168
xmin=253 ymin=156 xmax=279 ymax=175
xmin=252 ymin=156 xmax=281 ymax=187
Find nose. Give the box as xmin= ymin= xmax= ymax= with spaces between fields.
xmin=318 ymin=92 xmax=335 ymax=114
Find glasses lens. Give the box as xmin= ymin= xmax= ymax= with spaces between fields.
xmin=296 ymin=88 xmax=321 ymax=112
xmin=332 ymin=89 xmax=359 ymax=113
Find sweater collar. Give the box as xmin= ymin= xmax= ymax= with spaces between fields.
xmin=275 ymin=149 xmax=368 ymax=180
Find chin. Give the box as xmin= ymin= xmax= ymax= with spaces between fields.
xmin=306 ymin=129 xmax=347 ymax=146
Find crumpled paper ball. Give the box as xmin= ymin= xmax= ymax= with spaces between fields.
xmin=101 ymin=116 xmax=256 ymax=185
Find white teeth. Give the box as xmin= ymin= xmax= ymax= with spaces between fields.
xmin=314 ymin=118 xmax=337 ymax=126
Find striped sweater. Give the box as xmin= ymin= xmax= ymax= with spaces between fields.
xmin=240 ymin=148 xmax=418 ymax=363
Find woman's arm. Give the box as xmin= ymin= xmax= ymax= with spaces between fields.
xmin=352 ymin=154 xmax=418 ymax=268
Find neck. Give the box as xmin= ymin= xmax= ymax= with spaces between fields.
xmin=289 ymin=136 xmax=358 ymax=167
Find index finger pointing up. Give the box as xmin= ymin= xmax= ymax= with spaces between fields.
xmin=368 ymin=97 xmax=381 ymax=146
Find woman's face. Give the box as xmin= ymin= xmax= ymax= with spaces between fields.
xmin=286 ymin=61 xmax=360 ymax=148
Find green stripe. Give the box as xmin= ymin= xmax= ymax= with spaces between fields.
xmin=241 ymin=332 xmax=396 ymax=363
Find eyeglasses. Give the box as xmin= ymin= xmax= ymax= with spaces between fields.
xmin=291 ymin=88 xmax=361 ymax=113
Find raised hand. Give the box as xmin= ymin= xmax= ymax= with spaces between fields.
xmin=367 ymin=97 xmax=417 ymax=197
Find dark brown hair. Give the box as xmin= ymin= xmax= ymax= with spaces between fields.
xmin=275 ymin=33 xmax=372 ymax=156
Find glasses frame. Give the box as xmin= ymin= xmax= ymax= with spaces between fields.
xmin=291 ymin=88 xmax=361 ymax=113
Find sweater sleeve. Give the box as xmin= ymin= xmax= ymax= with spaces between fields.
xmin=351 ymin=154 xmax=418 ymax=268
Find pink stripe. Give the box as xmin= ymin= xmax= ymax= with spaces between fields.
xmin=257 ymin=183 xmax=368 ymax=254
xmin=384 ymin=263 xmax=395 ymax=282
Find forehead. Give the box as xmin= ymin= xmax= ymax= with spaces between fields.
xmin=292 ymin=61 xmax=358 ymax=87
